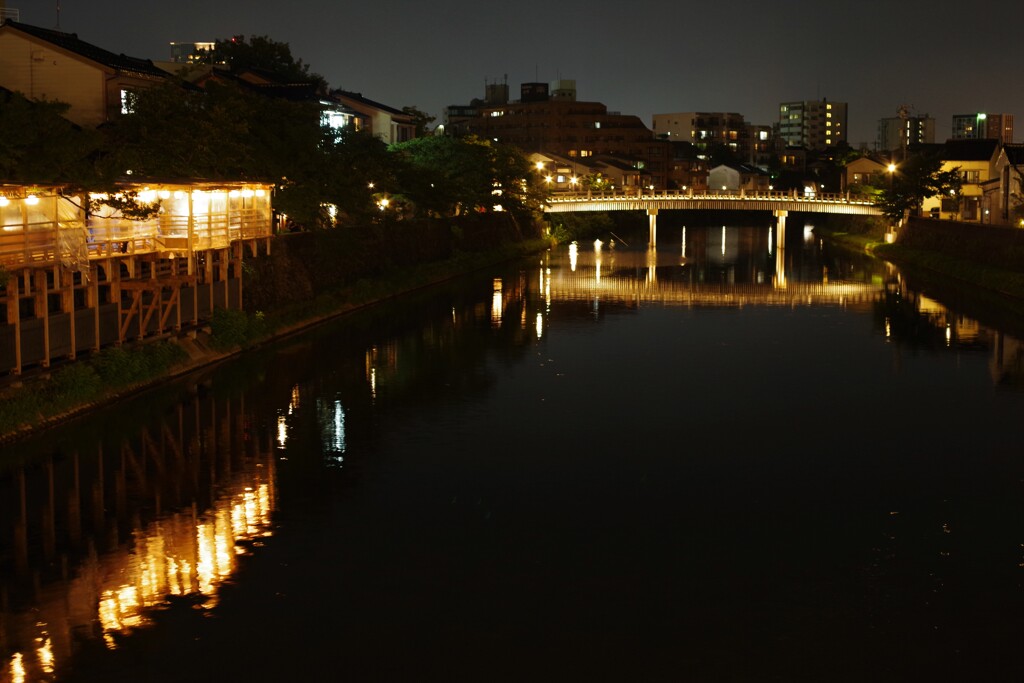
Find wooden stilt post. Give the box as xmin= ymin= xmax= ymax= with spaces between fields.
xmin=7 ymin=271 xmax=22 ymax=375
xmin=91 ymin=265 xmax=100 ymax=352
xmin=36 ymin=269 xmax=50 ymax=368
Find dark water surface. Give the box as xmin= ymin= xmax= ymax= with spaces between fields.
xmin=2 ymin=220 xmax=1023 ymax=682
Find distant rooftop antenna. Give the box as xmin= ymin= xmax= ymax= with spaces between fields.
xmin=55 ymin=0 xmax=61 ymax=28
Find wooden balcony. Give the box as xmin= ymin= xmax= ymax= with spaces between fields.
xmin=1 ymin=183 xmax=273 ymax=269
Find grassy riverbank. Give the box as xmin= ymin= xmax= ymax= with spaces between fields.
xmin=813 ymin=215 xmax=1024 ymax=301
xmin=0 ymin=235 xmax=551 ymax=444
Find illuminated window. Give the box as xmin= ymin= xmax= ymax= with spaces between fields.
xmin=594 ymin=122 xmax=601 ymax=129
xmin=827 ymin=104 xmax=832 ymax=110
xmin=580 ymin=150 xmax=593 ymax=157
xmin=120 ymin=89 xmax=137 ymax=114
xmin=826 ymin=113 xmax=832 ymax=118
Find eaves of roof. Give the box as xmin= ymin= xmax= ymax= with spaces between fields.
xmin=1 ymin=20 xmax=168 ymax=80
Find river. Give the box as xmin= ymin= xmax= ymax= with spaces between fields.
xmin=2 ymin=217 xmax=1023 ymax=682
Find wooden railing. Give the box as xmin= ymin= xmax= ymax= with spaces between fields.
xmin=1 ymin=210 xmax=272 ymax=268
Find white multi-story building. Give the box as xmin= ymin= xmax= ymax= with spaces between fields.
xmin=778 ymin=99 xmax=847 ymax=150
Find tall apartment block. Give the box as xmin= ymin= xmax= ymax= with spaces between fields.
xmin=777 ymin=99 xmax=847 ymax=150
xmin=951 ymin=113 xmax=1013 ymax=143
xmin=877 ymin=115 xmax=935 ymax=153
xmin=651 ymin=112 xmax=773 ymax=165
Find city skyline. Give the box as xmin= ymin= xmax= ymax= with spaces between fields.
xmin=8 ymin=0 xmax=1024 ymax=146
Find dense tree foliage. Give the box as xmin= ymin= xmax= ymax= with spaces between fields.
xmin=390 ymin=135 xmax=546 ymax=220
xmin=875 ymin=153 xmax=961 ymax=223
xmin=203 ymin=35 xmax=328 ymax=93
xmin=0 ymin=90 xmax=100 ymax=184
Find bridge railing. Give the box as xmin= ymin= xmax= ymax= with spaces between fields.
xmin=546 ymin=189 xmax=876 ymax=205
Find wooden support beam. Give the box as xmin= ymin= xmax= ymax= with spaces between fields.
xmin=113 ymin=260 xmax=123 ymax=345
xmin=90 ymin=265 xmax=100 ymax=352
xmin=35 ymin=269 xmax=50 ymax=368
xmin=7 ymin=270 xmax=22 ymax=374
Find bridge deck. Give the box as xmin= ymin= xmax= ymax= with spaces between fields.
xmin=545 ymin=189 xmax=881 ymax=216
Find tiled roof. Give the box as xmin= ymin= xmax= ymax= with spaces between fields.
xmin=1002 ymin=144 xmax=1024 ymax=165
xmin=941 ymin=138 xmax=999 ymax=161
xmin=1 ymin=20 xmax=168 ymax=79
xmin=333 ymin=90 xmax=408 ymax=117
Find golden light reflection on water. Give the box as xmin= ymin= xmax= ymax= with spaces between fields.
xmin=1 ymin=475 xmax=275 ymax=683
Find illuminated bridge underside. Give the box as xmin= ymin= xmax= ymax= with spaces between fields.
xmin=549 ymin=273 xmax=883 ymax=307
xmin=545 ymin=192 xmax=882 ymax=216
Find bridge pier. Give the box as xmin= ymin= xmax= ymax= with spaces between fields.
xmin=648 ymin=208 xmax=658 ymax=247
xmin=774 ymin=210 xmax=787 ymax=288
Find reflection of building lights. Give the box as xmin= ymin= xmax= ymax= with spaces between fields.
xmin=11 ymin=652 xmax=25 ymax=683
xmin=536 ymin=312 xmax=544 ymax=339
xmin=721 ymin=226 xmax=726 ymax=255
xmin=492 ymin=278 xmax=503 ymax=325
xmin=276 ymin=415 xmax=288 ymax=448
xmin=568 ymin=241 xmax=578 ymax=271
xmin=38 ymin=638 xmax=54 ymax=674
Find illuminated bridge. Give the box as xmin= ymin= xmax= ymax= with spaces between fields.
xmin=544 ymin=189 xmax=882 ymax=246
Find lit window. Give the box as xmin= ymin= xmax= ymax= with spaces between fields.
xmin=120 ymin=89 xmax=137 ymax=114
xmin=594 ymin=122 xmax=601 ymax=129
xmin=826 ymin=113 xmax=832 ymax=118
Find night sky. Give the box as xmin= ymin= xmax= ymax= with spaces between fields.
xmin=13 ymin=0 xmax=1024 ymax=147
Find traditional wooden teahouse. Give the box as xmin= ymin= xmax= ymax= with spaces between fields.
xmin=1 ymin=182 xmax=273 ymax=375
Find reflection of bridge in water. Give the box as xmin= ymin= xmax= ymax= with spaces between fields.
xmin=546 ymin=269 xmax=884 ymax=307
xmin=545 ymin=246 xmax=885 ymax=308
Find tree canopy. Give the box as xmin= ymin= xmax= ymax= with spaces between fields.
xmin=875 ymin=153 xmax=960 ymax=223
xmin=204 ymin=35 xmax=328 ymax=93
xmin=0 ymin=90 xmax=100 ymax=184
